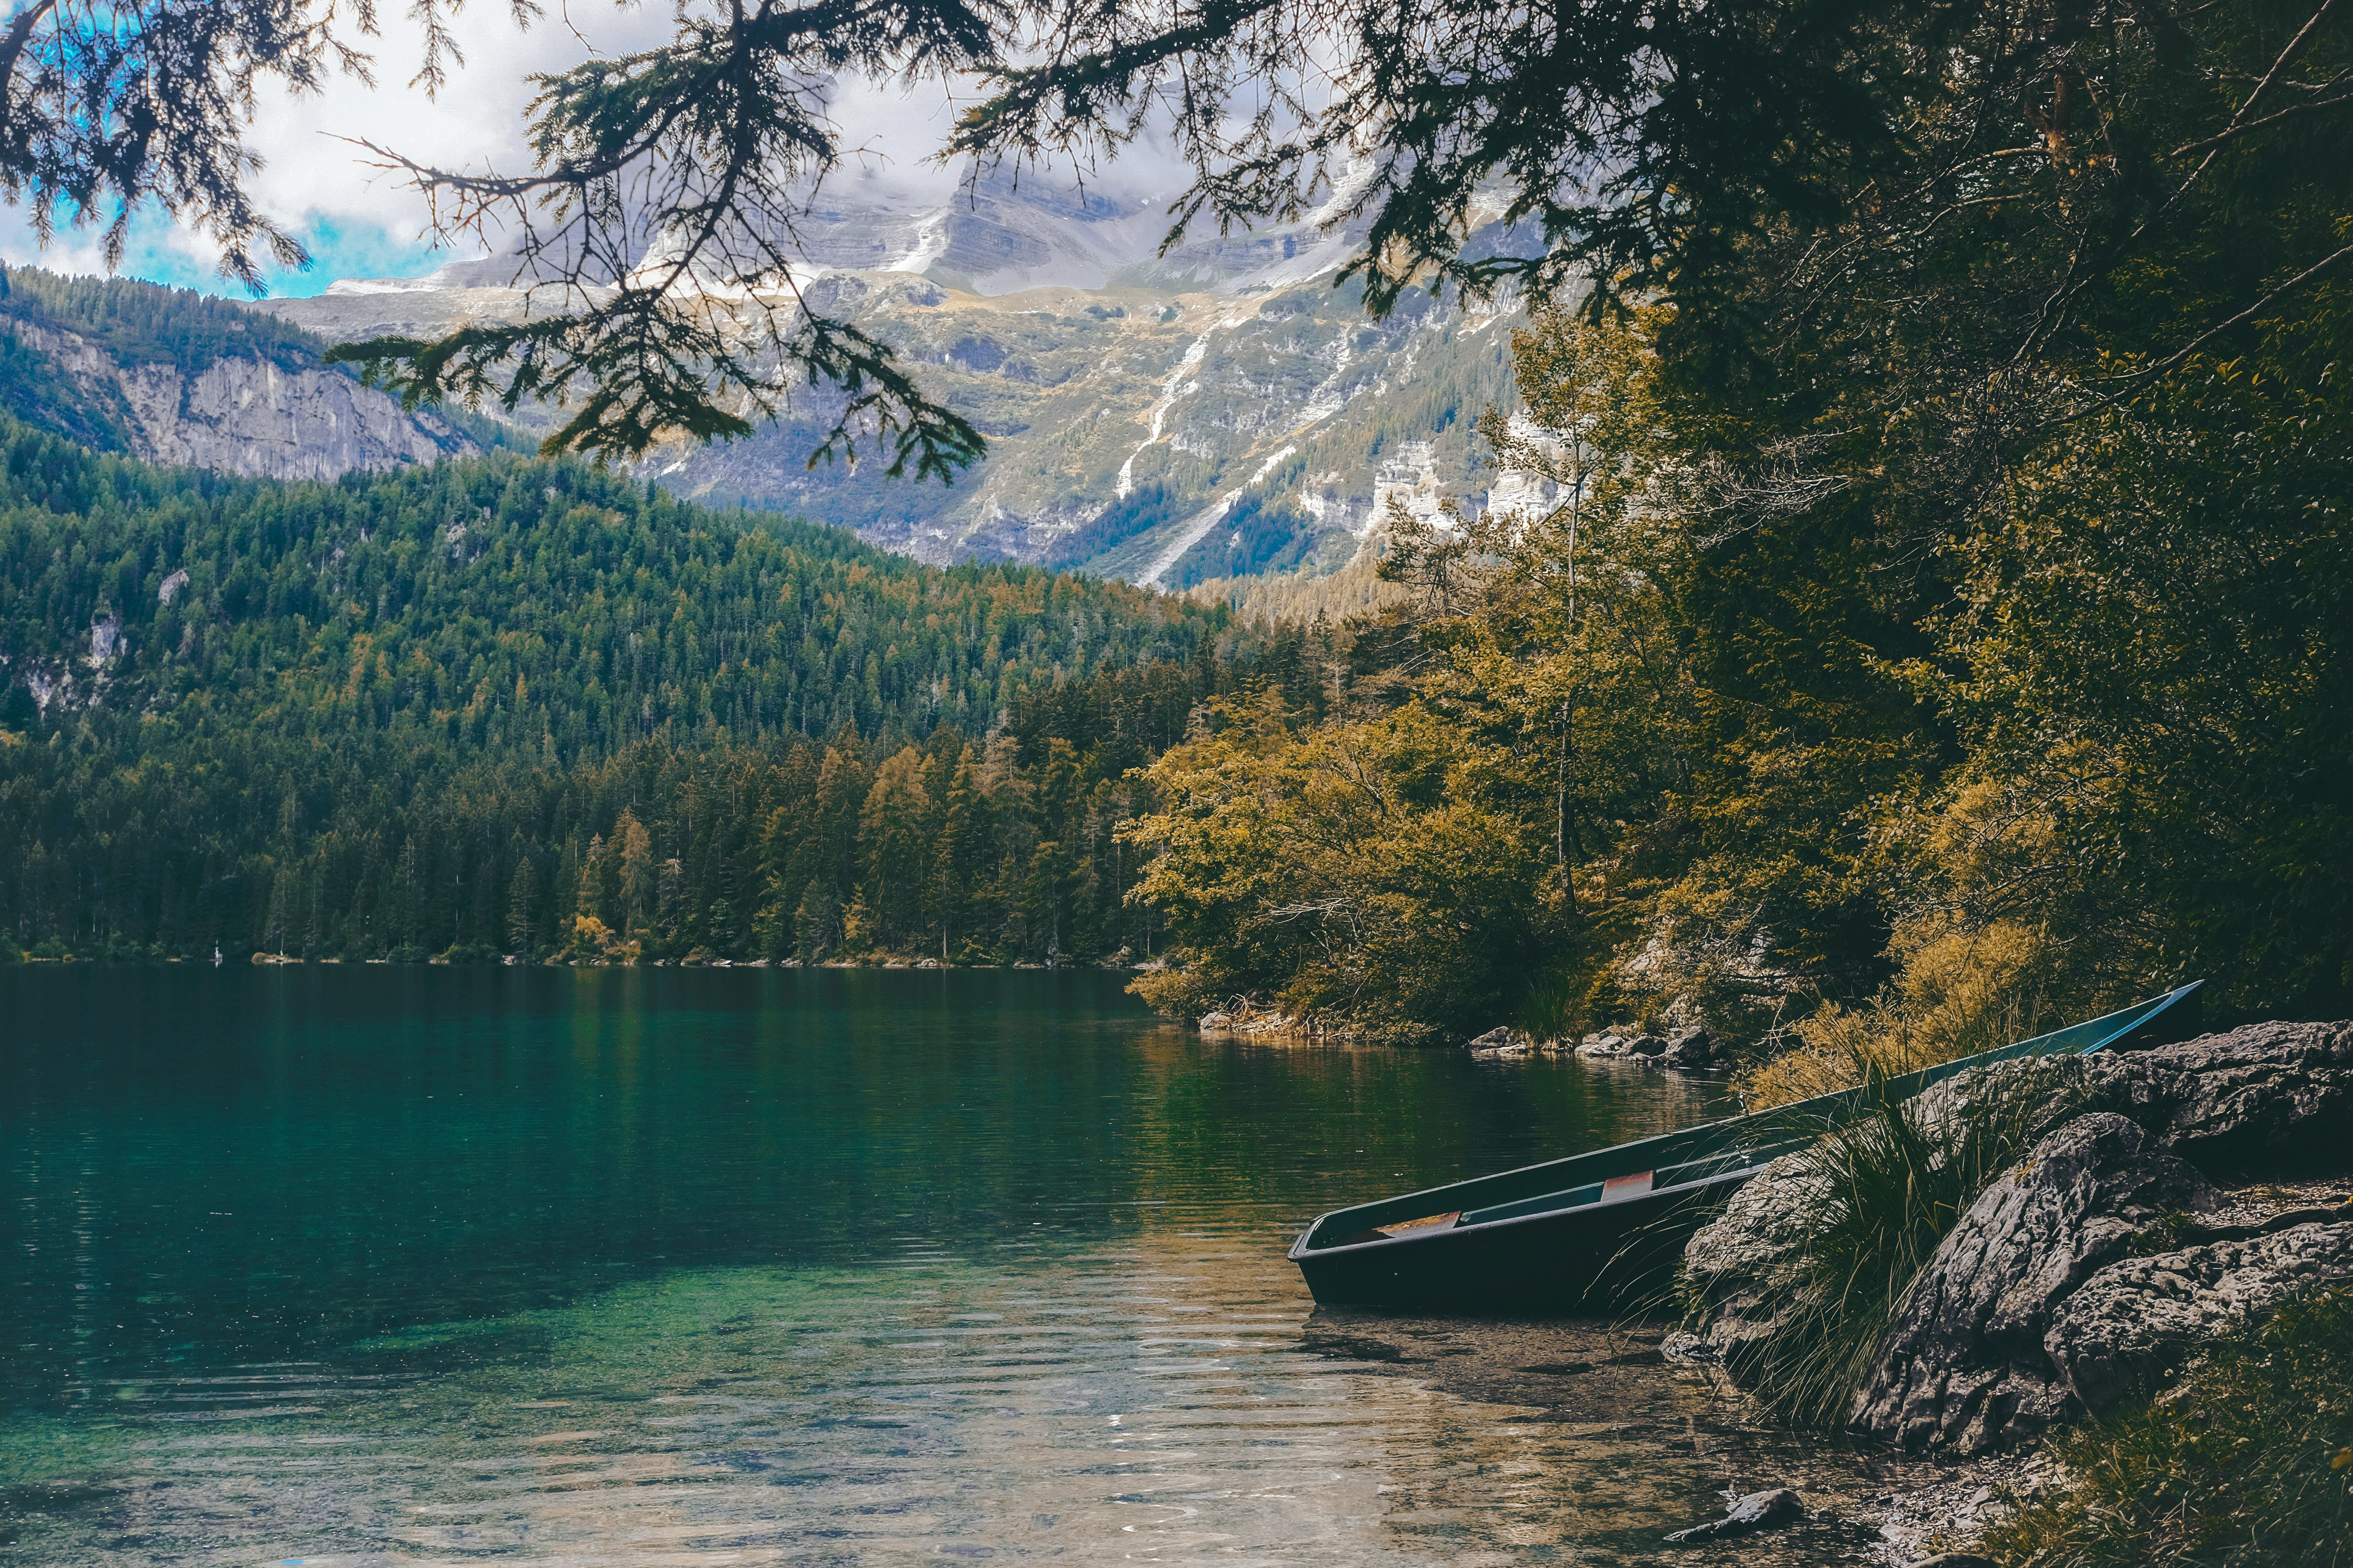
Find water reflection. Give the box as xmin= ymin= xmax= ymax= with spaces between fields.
xmin=0 ymin=968 xmax=1823 ymax=1566
xmin=5 ymin=1237 xmax=1871 ymax=1566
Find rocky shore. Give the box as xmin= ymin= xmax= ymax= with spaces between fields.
xmin=1461 ymin=1023 xmax=1732 ymax=1069
xmin=1658 ymin=1018 xmax=2353 ymax=1561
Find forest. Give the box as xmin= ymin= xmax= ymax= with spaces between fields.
xmin=3 ymin=0 xmax=2349 ymax=1058
xmin=1119 ymin=0 xmax=2353 ymax=1058
xmin=0 ymin=410 xmax=1280 ymax=965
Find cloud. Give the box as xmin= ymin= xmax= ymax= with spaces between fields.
xmin=4 ymin=2 xmax=654 ymax=295
xmin=0 ymin=2 xmax=1201 ymax=298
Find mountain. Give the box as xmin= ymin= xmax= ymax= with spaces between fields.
xmin=0 ymin=267 xmax=487 ymax=480
xmin=267 ymin=173 xmax=1548 ymax=587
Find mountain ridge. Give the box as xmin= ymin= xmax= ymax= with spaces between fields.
xmin=0 ymin=267 xmax=488 ymax=481
xmin=262 ymin=177 xmax=1551 ymax=588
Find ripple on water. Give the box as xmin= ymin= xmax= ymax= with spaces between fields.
xmin=0 ymin=1231 xmax=1873 ymax=1568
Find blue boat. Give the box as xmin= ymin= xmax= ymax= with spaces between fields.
xmin=1288 ymin=982 xmax=2206 ymax=1312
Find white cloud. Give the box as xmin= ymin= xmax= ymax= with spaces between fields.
xmin=7 ymin=2 xmax=658 ymax=293
xmin=0 ymin=2 xmax=1205 ymax=297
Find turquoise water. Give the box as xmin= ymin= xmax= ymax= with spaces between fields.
xmin=0 ymin=967 xmax=1836 ymax=1565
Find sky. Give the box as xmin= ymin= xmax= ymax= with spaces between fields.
xmin=0 ymin=2 xmax=997 ymax=299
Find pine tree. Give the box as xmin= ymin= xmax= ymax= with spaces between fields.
xmin=858 ymin=746 xmax=934 ymax=951
xmin=507 ymin=858 xmax=538 ymax=956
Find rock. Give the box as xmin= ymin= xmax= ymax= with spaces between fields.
xmin=1466 ymin=1025 xmax=1532 ymax=1059
xmin=1658 ymin=1330 xmax=1717 ymax=1364
xmin=1662 ymin=1486 xmax=1805 ymax=1543
xmin=1680 ymin=1152 xmax=1836 ymax=1368
xmin=1575 ymin=1032 xmax=1630 ymax=1059
xmin=1197 ymin=1011 xmax=1233 ymax=1031
xmin=1852 ymin=1112 xmax=2216 ymax=1455
xmin=2080 ymin=1019 xmax=2353 ymax=1175
xmin=1626 ymin=1033 xmax=1668 ymax=1057
xmin=2047 ymin=1219 xmax=2353 ymax=1417
xmin=1663 ymin=1025 xmax=1719 ymax=1068
xmin=6 ymin=315 xmax=474 ymax=480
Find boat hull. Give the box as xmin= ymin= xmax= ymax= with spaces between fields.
xmin=1287 ymin=982 xmax=2205 ymax=1315
xmin=1292 ymin=1176 xmax=1738 ymax=1313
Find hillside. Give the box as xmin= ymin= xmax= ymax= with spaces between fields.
xmin=267 ymin=175 xmax=1543 ymax=587
xmin=0 ymin=267 xmax=490 ymax=480
xmin=0 ymin=411 xmax=1235 ymax=963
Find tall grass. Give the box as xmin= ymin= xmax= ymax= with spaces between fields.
xmin=1740 ymin=919 xmax=2068 ymax=1109
xmin=1702 ymin=1057 xmax=2077 ymax=1427
xmin=1974 ymin=1289 xmax=2353 ymax=1568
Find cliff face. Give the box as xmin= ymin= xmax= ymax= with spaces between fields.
xmin=265 ymin=179 xmax=1557 ymax=586
xmin=0 ymin=269 xmax=476 ymax=481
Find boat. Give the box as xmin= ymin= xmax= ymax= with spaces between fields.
xmin=1288 ymin=981 xmax=2205 ymax=1313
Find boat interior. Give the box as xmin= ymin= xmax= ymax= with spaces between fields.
xmin=1296 ymin=981 xmax=2204 ymax=1255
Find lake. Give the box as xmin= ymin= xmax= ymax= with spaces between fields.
xmin=0 ymin=967 xmax=1858 ymax=1565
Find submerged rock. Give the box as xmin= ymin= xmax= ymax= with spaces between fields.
xmin=1662 ymin=1486 xmax=1806 ymax=1543
xmin=1852 ymin=1112 xmax=2215 ymax=1455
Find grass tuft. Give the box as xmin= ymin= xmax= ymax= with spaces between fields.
xmin=1974 ymin=1288 xmax=2353 ymax=1568
xmin=1702 ymin=1056 xmax=2075 ymax=1427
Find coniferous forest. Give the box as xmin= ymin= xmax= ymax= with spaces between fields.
xmin=0 ymin=410 xmax=1276 ymax=965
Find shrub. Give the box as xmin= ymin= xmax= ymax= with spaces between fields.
xmin=1740 ymin=919 xmax=2068 ymax=1109
xmin=1975 ymin=1289 xmax=2353 ymax=1568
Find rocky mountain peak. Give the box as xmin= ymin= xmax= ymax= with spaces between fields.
xmin=0 ymin=266 xmax=479 ymax=482
xmin=261 ymin=175 xmax=1548 ymax=588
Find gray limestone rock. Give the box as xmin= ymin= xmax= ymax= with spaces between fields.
xmin=1671 ymin=1017 xmax=2353 ymax=1459
xmin=2047 ymin=1219 xmax=2353 ymax=1417
xmin=1680 ymin=1152 xmax=1835 ymax=1366
xmin=1850 ymin=1112 xmax=2216 ymax=1455
xmin=1662 ymin=1487 xmax=1806 ymax=1543
xmin=9 ymin=317 xmax=472 ymax=480
xmin=2080 ymin=1019 xmax=2353 ymax=1174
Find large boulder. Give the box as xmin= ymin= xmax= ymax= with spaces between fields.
xmin=1680 ymin=1152 xmax=1835 ymax=1367
xmin=1850 ymin=1113 xmax=2216 ymax=1455
xmin=1675 ymin=1017 xmax=2353 ymax=1455
xmin=1663 ymin=1025 xmax=1721 ymax=1068
xmin=2047 ymin=1218 xmax=2353 ymax=1417
xmin=2081 ymin=1019 xmax=2353 ymax=1174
